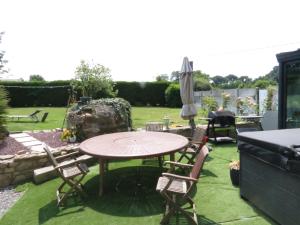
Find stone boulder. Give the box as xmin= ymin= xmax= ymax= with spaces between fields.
xmin=67 ymin=98 xmax=132 ymax=141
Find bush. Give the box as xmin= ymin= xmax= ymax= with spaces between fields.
xmin=194 ymin=77 xmax=212 ymax=91
xmin=165 ymin=83 xmax=181 ymax=107
xmin=202 ymin=96 xmax=218 ymax=112
xmin=0 ymin=86 xmax=8 ymax=139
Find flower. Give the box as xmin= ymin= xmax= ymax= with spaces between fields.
xmin=229 ymin=160 xmax=240 ymax=170
xmin=61 ymin=128 xmax=76 ymax=141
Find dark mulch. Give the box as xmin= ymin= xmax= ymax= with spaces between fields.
xmin=0 ymin=137 xmax=27 ymax=155
xmin=29 ymin=131 xmax=68 ymax=148
xmin=0 ymin=131 xmax=70 ymax=156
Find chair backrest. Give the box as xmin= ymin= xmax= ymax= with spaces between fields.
xmin=190 ymin=127 xmax=207 ymax=143
xmin=261 ymin=111 xmax=278 ymax=130
xmin=43 ymin=145 xmax=58 ymax=167
xmin=30 ymin=110 xmax=41 ymax=117
xmin=189 ymin=145 xmax=209 ymax=180
xmin=145 ymin=122 xmax=163 ymax=131
xmin=41 ymin=112 xmax=49 ymax=122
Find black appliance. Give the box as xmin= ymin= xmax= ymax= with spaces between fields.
xmin=206 ymin=110 xmax=236 ymax=143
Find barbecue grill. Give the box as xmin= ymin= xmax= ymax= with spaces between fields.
xmin=206 ymin=110 xmax=236 ymax=143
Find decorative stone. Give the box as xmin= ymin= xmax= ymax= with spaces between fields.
xmin=67 ymin=98 xmax=132 ymax=141
xmin=0 ymin=155 xmax=14 ymax=160
xmin=0 ymin=174 xmax=13 ymax=188
xmin=4 ymin=167 xmax=14 ymax=173
xmin=16 ymin=150 xmax=27 ymax=155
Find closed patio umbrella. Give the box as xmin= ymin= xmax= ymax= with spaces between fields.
xmin=180 ymin=57 xmax=197 ymax=129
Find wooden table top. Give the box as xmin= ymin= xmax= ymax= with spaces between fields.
xmin=79 ymin=131 xmax=189 ymax=159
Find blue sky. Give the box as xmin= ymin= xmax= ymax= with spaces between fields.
xmin=1 ymin=0 xmax=300 ymax=81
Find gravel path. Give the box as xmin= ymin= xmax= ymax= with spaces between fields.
xmin=0 ymin=186 xmax=23 ymax=219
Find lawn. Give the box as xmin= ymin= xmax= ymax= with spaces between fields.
xmin=6 ymin=107 xmax=207 ymax=132
xmin=0 ymin=144 xmax=275 ymax=225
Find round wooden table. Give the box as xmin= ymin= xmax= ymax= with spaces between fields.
xmin=79 ymin=131 xmax=189 ymax=196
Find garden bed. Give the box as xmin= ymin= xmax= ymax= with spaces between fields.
xmin=0 ymin=137 xmax=27 ymax=156
xmin=0 ymin=131 xmax=69 ymax=156
xmin=29 ymin=131 xmax=68 ymax=148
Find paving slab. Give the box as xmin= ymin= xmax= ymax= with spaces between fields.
xmin=9 ymin=133 xmax=30 ymax=138
xmin=14 ymin=137 xmax=37 ymax=143
xmin=29 ymin=145 xmax=45 ymax=153
xmin=22 ymin=141 xmax=43 ymax=147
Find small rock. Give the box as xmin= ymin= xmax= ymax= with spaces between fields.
xmin=0 ymin=155 xmax=14 ymax=160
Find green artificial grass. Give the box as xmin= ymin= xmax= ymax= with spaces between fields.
xmin=6 ymin=106 xmax=208 ymax=132
xmin=0 ymin=144 xmax=276 ymax=225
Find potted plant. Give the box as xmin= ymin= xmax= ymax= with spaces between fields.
xmin=229 ymin=160 xmax=240 ymax=186
xmin=61 ymin=128 xmax=77 ymax=143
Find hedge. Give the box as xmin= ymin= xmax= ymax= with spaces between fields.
xmin=4 ymin=86 xmax=71 ymax=107
xmin=114 ymin=81 xmax=170 ymax=106
xmin=1 ymin=80 xmax=175 ymax=107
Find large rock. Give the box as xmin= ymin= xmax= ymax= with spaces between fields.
xmin=67 ymin=98 xmax=132 ymax=140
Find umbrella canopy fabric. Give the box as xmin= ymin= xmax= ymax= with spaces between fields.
xmin=180 ymin=57 xmax=197 ymax=120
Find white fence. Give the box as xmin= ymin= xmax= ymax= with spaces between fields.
xmin=194 ymin=88 xmax=278 ymax=115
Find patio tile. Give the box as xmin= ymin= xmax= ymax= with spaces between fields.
xmin=9 ymin=133 xmax=30 ymax=138
xmin=22 ymin=141 xmax=43 ymax=147
xmin=29 ymin=145 xmax=45 ymax=152
xmin=14 ymin=137 xmax=37 ymax=143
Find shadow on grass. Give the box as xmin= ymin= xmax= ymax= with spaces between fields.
xmin=39 ymin=199 xmax=85 ymax=225
xmin=84 ymin=166 xmax=165 ymax=216
xmin=38 ymin=166 xmax=218 ymax=224
xmin=7 ymin=120 xmax=39 ymax=124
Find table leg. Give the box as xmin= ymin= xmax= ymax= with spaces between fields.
xmin=170 ymin=153 xmax=175 ymax=171
xmin=99 ymin=158 xmax=106 ymax=196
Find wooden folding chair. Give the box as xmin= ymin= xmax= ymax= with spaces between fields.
xmin=156 ymin=145 xmax=209 ymax=225
xmin=143 ymin=122 xmax=165 ymax=168
xmin=43 ymin=145 xmax=90 ymax=207
xmin=178 ymin=127 xmax=208 ymax=164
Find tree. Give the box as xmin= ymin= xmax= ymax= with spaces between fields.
xmin=0 ymin=32 xmax=8 ymax=75
xmin=71 ymin=60 xmax=116 ymax=99
xmin=264 ymin=66 xmax=279 ymax=82
xmin=29 ymin=74 xmax=45 ymax=82
xmin=192 ymin=70 xmax=212 ymax=91
xmin=211 ymin=75 xmax=227 ymax=86
xmin=156 ymin=74 xmax=169 ymax=81
xmin=170 ymin=71 xmax=180 ymax=82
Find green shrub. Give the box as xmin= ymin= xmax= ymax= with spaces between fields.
xmin=194 ymin=77 xmax=212 ymax=91
xmin=202 ymin=96 xmax=218 ymax=112
xmin=0 ymin=86 xmax=8 ymax=139
xmin=165 ymin=83 xmax=181 ymax=107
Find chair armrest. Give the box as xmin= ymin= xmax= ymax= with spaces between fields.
xmin=55 ymin=159 xmax=80 ymax=169
xmin=55 ymin=151 xmax=80 ymax=161
xmin=162 ymin=173 xmax=197 ymax=182
xmin=164 ymin=161 xmax=193 ymax=168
